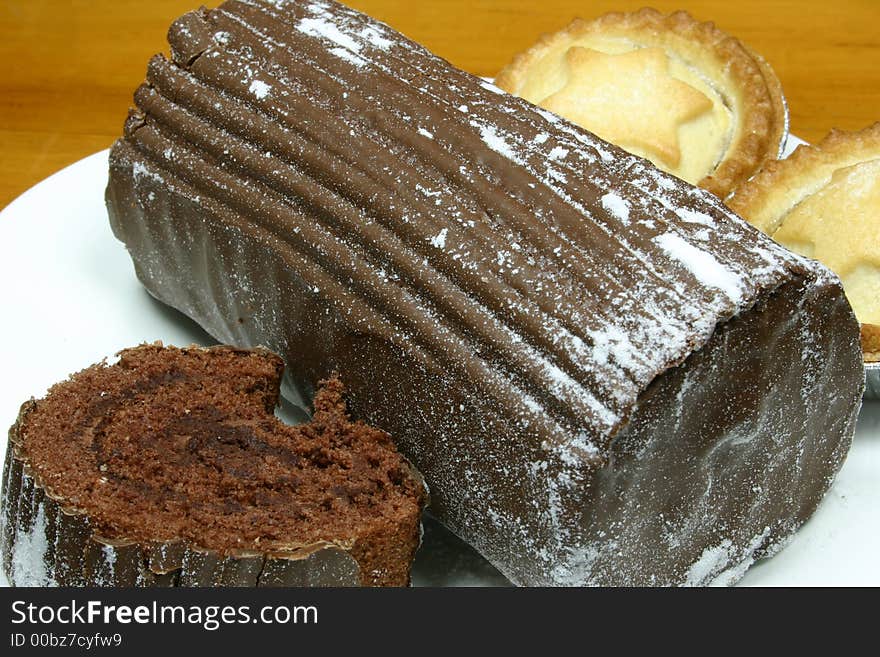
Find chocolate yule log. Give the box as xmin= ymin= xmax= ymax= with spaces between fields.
xmin=106 ymin=0 xmax=864 ymax=585
xmin=1 ymin=345 xmax=427 ymax=586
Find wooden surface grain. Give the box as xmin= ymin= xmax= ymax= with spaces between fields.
xmin=1 ymin=0 xmax=878 ymax=209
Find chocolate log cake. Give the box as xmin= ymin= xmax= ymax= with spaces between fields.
xmin=1 ymin=344 xmax=426 ymax=586
xmin=106 ymin=0 xmax=864 ymax=585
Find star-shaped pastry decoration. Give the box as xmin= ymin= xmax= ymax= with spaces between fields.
xmin=539 ymin=46 xmax=713 ymax=168
xmin=772 ymin=160 xmax=880 ymax=328
xmin=773 ymin=159 xmax=880 ymax=277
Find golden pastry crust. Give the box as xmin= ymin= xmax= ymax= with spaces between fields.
xmin=863 ymin=325 xmax=880 ymax=363
xmin=496 ymin=8 xmax=788 ymax=199
xmin=742 ymin=45 xmax=789 ymax=160
xmin=728 ymin=123 xmax=880 ymax=232
xmin=729 ymin=124 xmax=880 ymax=363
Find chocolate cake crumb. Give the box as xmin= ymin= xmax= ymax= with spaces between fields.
xmin=1 ymin=344 xmax=427 ymax=587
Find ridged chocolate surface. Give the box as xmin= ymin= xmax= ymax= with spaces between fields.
xmin=106 ymin=0 xmax=864 ymax=585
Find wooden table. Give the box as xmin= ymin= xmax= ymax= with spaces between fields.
xmin=1 ymin=0 xmax=878 ymax=209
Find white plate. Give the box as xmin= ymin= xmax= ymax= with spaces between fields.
xmin=0 ymin=146 xmax=877 ymax=587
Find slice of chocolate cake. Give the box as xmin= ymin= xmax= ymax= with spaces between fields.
xmin=1 ymin=344 xmax=427 ymax=586
xmin=105 ymin=0 xmax=864 ymax=585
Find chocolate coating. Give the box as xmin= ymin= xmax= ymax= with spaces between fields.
xmin=106 ymin=0 xmax=864 ymax=585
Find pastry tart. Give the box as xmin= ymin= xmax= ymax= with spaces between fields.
xmin=495 ymin=8 xmax=788 ymax=198
xmin=728 ymin=123 xmax=880 ymax=362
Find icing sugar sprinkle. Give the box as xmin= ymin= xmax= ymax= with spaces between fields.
xmin=131 ymin=161 xmax=163 ymax=184
xmin=248 ymin=79 xmax=271 ymax=99
xmin=600 ymin=192 xmax=630 ymax=225
xmin=473 ymin=122 xmax=522 ymax=164
xmin=296 ymin=15 xmax=363 ymax=52
xmin=429 ymin=228 xmax=448 ymax=249
xmin=358 ymin=24 xmax=393 ymax=50
xmin=11 ymin=503 xmax=50 ymax=586
xmin=329 ymin=47 xmax=366 ymax=67
xmin=479 ymin=80 xmax=506 ymax=95
xmin=654 ymin=232 xmax=744 ymax=304
xmin=675 ymin=208 xmax=716 ymax=227
xmin=684 ymin=528 xmax=771 ymax=586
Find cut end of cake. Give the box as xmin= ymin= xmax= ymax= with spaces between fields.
xmin=2 ymin=343 xmax=427 ymax=587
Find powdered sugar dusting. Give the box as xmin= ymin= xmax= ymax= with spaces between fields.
xmin=588 ymin=324 xmax=642 ymax=372
xmin=131 ymin=161 xmax=164 ymax=184
xmin=11 ymin=503 xmax=50 ymax=586
xmin=655 ymin=232 xmax=745 ymax=304
xmin=473 ymin=121 xmax=522 ymax=164
xmin=429 ymin=228 xmax=448 ymax=249
xmin=248 ymin=79 xmax=271 ymax=99
xmin=358 ymin=24 xmax=393 ymax=50
xmin=675 ymin=207 xmax=716 ymax=227
xmin=685 ymin=540 xmax=733 ymax=586
xmin=685 ymin=528 xmax=771 ymax=586
xmin=296 ymin=15 xmax=363 ymax=52
xmin=479 ymin=80 xmax=506 ymax=95
xmin=293 ymin=1 xmax=395 ymax=60
xmin=329 ymin=46 xmax=366 ymax=67
xmin=600 ymin=192 xmax=630 ymax=225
